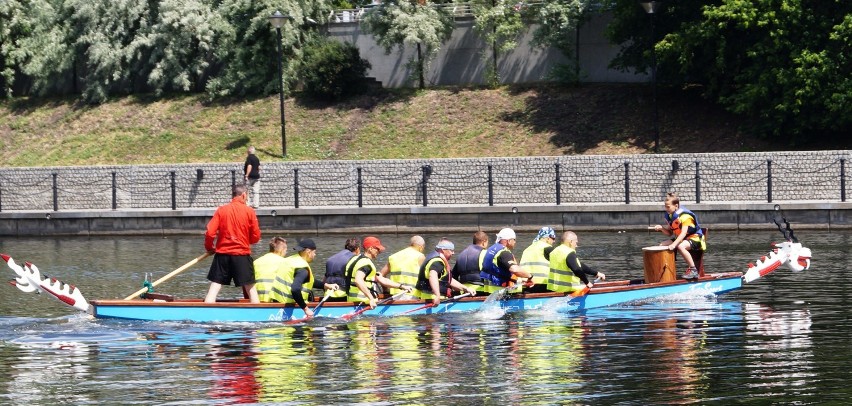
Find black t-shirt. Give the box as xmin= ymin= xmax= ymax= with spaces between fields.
xmin=244 ymin=154 xmax=260 ymax=179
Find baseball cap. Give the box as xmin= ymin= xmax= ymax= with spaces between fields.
xmin=363 ymin=236 xmax=386 ymax=252
xmin=294 ymin=238 xmax=317 ymax=251
xmin=496 ymin=228 xmax=516 ymax=240
xmin=436 ymin=240 xmax=455 ymax=251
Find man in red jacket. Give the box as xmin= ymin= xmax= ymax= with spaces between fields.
xmin=204 ymin=184 xmax=262 ymax=303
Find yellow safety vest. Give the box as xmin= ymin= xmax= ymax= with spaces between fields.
xmin=547 ymin=244 xmax=584 ymax=293
xmin=387 ymin=247 xmax=423 ymax=295
xmin=520 ymin=239 xmax=552 ymax=285
xmin=253 ymin=252 xmax=287 ymax=303
xmin=413 ymin=253 xmax=449 ymax=300
xmin=279 ymin=254 xmax=314 ymax=304
xmin=346 ymin=255 xmax=377 ymax=303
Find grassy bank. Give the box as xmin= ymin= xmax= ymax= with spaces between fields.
xmin=0 ymin=84 xmax=793 ymax=167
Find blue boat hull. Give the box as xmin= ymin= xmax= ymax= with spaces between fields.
xmin=90 ymin=272 xmax=744 ymax=323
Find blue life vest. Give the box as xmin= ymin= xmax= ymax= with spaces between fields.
xmin=479 ymin=242 xmax=512 ymax=286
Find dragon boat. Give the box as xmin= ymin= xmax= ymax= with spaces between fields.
xmin=2 ymin=239 xmax=811 ymax=323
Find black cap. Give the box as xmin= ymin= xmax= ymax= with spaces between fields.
xmin=294 ymin=238 xmax=317 ymax=251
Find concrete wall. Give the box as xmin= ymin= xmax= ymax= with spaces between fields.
xmin=328 ymin=13 xmax=641 ymax=87
xmin=0 ymin=151 xmax=850 ymax=236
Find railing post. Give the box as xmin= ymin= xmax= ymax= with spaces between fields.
xmin=0 ymin=180 xmax=3 ymax=212
xmin=624 ymin=162 xmax=630 ymax=204
xmin=357 ymin=167 xmax=363 ymax=208
xmin=52 ymin=172 xmax=58 ymax=211
xmin=841 ymin=158 xmax=846 ymax=202
xmin=421 ymin=165 xmax=431 ymax=207
xmin=555 ymin=163 xmax=561 ymax=205
xmin=294 ymin=168 xmax=300 ymax=209
xmin=231 ymin=170 xmax=236 ymax=189
xmin=695 ymin=161 xmax=701 ymax=204
xmin=170 ymin=171 xmax=177 ymax=210
xmin=487 ymin=165 xmax=494 ymax=207
xmin=111 ymin=172 xmax=117 ymax=210
xmin=767 ymin=159 xmax=772 ymax=203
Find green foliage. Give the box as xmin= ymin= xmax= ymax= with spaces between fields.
xmin=63 ymin=0 xmax=151 ymax=103
xmin=360 ymin=1 xmax=453 ymax=88
xmin=299 ymin=36 xmax=371 ymax=100
xmin=607 ymin=0 xmax=851 ymax=140
xmin=0 ymin=0 xmax=28 ymax=97
xmin=206 ymin=0 xmax=321 ymax=98
xmin=528 ymin=1 xmax=592 ymax=54
xmin=470 ymin=0 xmax=525 ymax=87
xmin=131 ymin=0 xmax=234 ymax=96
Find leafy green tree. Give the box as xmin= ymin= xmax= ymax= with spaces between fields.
xmin=527 ymin=0 xmax=595 ymax=84
xmin=10 ymin=0 xmax=75 ymax=97
xmin=606 ymin=0 xmax=851 ymax=140
xmin=206 ymin=0 xmax=332 ymax=98
xmin=299 ymin=36 xmax=371 ymax=100
xmin=59 ymin=0 xmax=150 ymax=103
xmin=130 ymin=0 xmax=233 ymax=95
xmin=360 ymin=0 xmax=453 ymax=89
xmin=0 ymin=0 xmax=27 ymax=97
xmin=470 ymin=0 xmax=525 ymax=87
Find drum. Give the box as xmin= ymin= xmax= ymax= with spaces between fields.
xmin=642 ymin=246 xmax=676 ymax=283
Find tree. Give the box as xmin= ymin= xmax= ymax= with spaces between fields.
xmin=59 ymin=0 xmax=150 ymax=103
xmin=470 ymin=0 xmax=525 ymax=87
xmin=527 ymin=0 xmax=595 ymax=84
xmin=205 ymin=0 xmax=332 ymax=98
xmin=606 ymin=0 xmax=851 ymax=141
xmin=130 ymin=0 xmax=233 ymax=95
xmin=360 ymin=0 xmax=453 ymax=89
xmin=0 ymin=0 xmax=27 ymax=97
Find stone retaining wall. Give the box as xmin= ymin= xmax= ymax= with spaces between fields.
xmin=0 ymin=151 xmax=849 ymax=212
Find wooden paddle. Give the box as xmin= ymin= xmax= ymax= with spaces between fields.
xmin=341 ymin=291 xmax=408 ymax=321
xmin=284 ymin=289 xmax=335 ymax=325
xmin=399 ymin=292 xmax=473 ymax=316
xmin=124 ymin=252 xmax=211 ymax=300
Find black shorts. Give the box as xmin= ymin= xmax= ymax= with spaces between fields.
xmin=207 ymin=253 xmax=255 ymax=287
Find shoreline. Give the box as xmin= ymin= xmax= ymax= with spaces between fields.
xmin=1 ymin=201 xmax=848 ymax=237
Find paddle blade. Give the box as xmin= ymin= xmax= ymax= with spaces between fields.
xmin=569 ymin=286 xmax=590 ymax=298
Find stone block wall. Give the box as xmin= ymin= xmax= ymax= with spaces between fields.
xmin=0 ymin=151 xmax=848 ymax=212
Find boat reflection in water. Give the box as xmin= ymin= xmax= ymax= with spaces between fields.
xmin=0 ymin=294 xmax=819 ymax=404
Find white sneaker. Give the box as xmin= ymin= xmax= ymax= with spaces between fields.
xmin=683 ymin=267 xmax=699 ymax=280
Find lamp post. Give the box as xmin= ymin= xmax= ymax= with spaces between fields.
xmin=268 ymin=10 xmax=293 ymax=157
xmin=639 ymin=1 xmax=661 ymax=153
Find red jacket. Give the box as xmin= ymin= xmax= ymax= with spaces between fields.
xmin=205 ymin=196 xmax=261 ymax=255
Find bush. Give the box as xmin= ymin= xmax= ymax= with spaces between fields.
xmin=299 ymin=37 xmax=372 ymax=101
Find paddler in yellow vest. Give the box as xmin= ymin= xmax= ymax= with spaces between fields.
xmin=347 ymin=236 xmax=412 ymax=309
xmin=280 ymin=238 xmax=339 ymax=319
xmin=413 ymin=239 xmax=477 ymax=305
xmin=253 ymin=237 xmax=288 ymax=303
xmin=379 ymin=235 xmax=425 ymax=298
xmin=548 ymin=231 xmax=606 ymax=293
xmin=519 ymin=226 xmax=557 ymax=293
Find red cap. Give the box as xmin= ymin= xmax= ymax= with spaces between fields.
xmin=363 ymin=236 xmax=386 ymax=252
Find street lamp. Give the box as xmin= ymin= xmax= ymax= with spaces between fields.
xmin=639 ymin=1 xmax=661 ymax=153
xmin=268 ymin=10 xmax=293 ymax=157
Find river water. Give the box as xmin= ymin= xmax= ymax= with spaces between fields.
xmin=0 ymin=230 xmax=849 ymax=404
